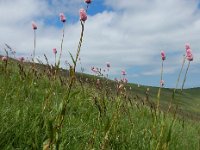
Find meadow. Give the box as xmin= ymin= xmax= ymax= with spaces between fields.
xmin=0 ymin=0 xmax=200 ymax=149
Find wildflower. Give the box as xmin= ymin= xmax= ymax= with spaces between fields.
xmin=1 ymin=56 xmax=8 ymax=61
xmin=57 ymin=13 xmax=66 ymax=67
xmin=185 ymin=43 xmax=190 ymax=50
xmin=161 ymin=51 xmax=166 ymax=61
xmin=181 ymin=45 xmax=193 ymax=91
xmin=85 ymin=0 xmax=92 ymax=4
xmin=91 ymin=67 xmax=95 ymax=71
xmin=160 ymin=80 xmax=164 ymax=87
xmin=106 ymin=62 xmax=110 ymax=68
xmin=124 ymin=78 xmax=128 ymax=83
xmin=53 ymin=48 xmax=57 ymax=54
xmin=32 ymin=21 xmax=37 ymax=30
xmin=157 ymin=50 xmax=166 ymax=109
xmin=59 ymin=13 xmax=66 ymax=23
xmin=186 ymin=49 xmax=193 ymax=61
xmin=91 ymin=67 xmax=98 ymax=74
xmin=80 ymin=8 xmax=87 ymax=21
xmin=121 ymin=70 xmax=126 ymax=76
xmin=122 ymin=78 xmax=128 ymax=83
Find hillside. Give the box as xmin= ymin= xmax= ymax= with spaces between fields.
xmin=1 ymin=56 xmax=200 ymax=119
xmin=0 ymin=58 xmax=200 ymax=149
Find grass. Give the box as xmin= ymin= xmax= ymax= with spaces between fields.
xmin=0 ymin=59 xmax=199 ymax=149
xmin=0 ymin=2 xmax=199 ymax=149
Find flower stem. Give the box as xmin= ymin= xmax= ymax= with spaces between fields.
xmin=157 ymin=60 xmax=164 ymax=110
xmin=74 ymin=21 xmax=84 ymax=73
xmin=58 ymin=23 xmax=65 ymax=67
xmin=33 ymin=30 xmax=36 ymax=62
xmin=168 ymin=55 xmax=186 ymax=113
xmin=181 ymin=61 xmax=190 ymax=92
xmin=174 ymin=55 xmax=186 ymax=94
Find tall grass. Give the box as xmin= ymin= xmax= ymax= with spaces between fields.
xmin=0 ymin=57 xmax=199 ymax=149
xmin=0 ymin=1 xmax=199 ymax=149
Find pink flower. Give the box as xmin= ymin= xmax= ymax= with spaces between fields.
xmin=122 ymin=78 xmax=128 ymax=83
xmin=1 ymin=56 xmax=8 ymax=61
xmin=59 ymin=13 xmax=66 ymax=23
xmin=91 ymin=66 xmax=95 ymax=71
xmin=161 ymin=51 xmax=166 ymax=61
xmin=19 ymin=57 xmax=25 ymax=62
xmin=91 ymin=67 xmax=97 ymax=73
xmin=85 ymin=0 xmax=92 ymax=4
xmin=121 ymin=70 xmax=126 ymax=76
xmin=160 ymin=80 xmax=164 ymax=87
xmin=32 ymin=21 xmax=37 ymax=30
xmin=53 ymin=48 xmax=57 ymax=54
xmin=185 ymin=43 xmax=190 ymax=50
xmin=79 ymin=8 xmax=87 ymax=21
xmin=106 ymin=62 xmax=110 ymax=68
xmin=186 ymin=49 xmax=193 ymax=61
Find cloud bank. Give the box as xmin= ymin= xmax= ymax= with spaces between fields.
xmin=1 ymin=0 xmax=200 ymax=87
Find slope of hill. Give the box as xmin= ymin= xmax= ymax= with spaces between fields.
xmin=0 ymin=59 xmax=199 ymax=149
xmin=126 ymin=84 xmax=200 ymax=120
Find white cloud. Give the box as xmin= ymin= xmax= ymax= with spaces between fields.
xmin=0 ymin=0 xmax=200 ymax=87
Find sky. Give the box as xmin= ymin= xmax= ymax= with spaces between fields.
xmin=0 ymin=0 xmax=200 ymax=88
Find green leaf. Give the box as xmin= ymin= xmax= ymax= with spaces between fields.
xmin=69 ymin=52 xmax=76 ymax=66
xmin=70 ymin=90 xmax=80 ymax=99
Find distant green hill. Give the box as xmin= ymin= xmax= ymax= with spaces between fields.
xmin=1 ymin=55 xmax=199 ymax=120
xmin=127 ymin=84 xmax=200 ymax=120
xmin=0 ymin=58 xmax=199 ymax=149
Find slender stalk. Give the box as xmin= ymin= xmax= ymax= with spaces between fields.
xmin=181 ymin=61 xmax=191 ymax=92
xmin=33 ymin=30 xmax=36 ymax=62
xmin=157 ymin=60 xmax=164 ymax=110
xmin=168 ymin=55 xmax=186 ymax=113
xmin=54 ymin=20 xmax=86 ymax=149
xmin=54 ymin=54 xmax=56 ymax=67
xmin=174 ymin=55 xmax=186 ymax=93
xmin=57 ymin=23 xmax=65 ymax=67
xmin=74 ymin=21 xmax=84 ymax=73
xmin=155 ymin=124 xmax=165 ymax=150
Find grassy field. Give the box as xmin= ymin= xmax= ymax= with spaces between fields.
xmin=0 ymin=59 xmax=199 ymax=150
xmin=126 ymin=84 xmax=200 ymax=120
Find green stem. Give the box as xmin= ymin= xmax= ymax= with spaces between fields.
xmin=54 ymin=20 xmax=86 ymax=149
xmin=181 ymin=61 xmax=191 ymax=92
xmin=58 ymin=23 xmax=65 ymax=67
xmin=55 ymin=54 xmax=56 ymax=67
xmin=168 ymin=55 xmax=186 ymax=113
xmin=74 ymin=21 xmax=84 ymax=73
xmin=157 ymin=60 xmax=164 ymax=110
xmin=33 ymin=30 xmax=36 ymax=62
xmin=174 ymin=55 xmax=186 ymax=94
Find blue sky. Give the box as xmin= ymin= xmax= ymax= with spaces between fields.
xmin=1 ymin=0 xmax=200 ymax=88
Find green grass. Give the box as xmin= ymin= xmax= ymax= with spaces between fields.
xmin=125 ymin=83 xmax=200 ymax=120
xmin=0 ymin=60 xmax=200 ymax=149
